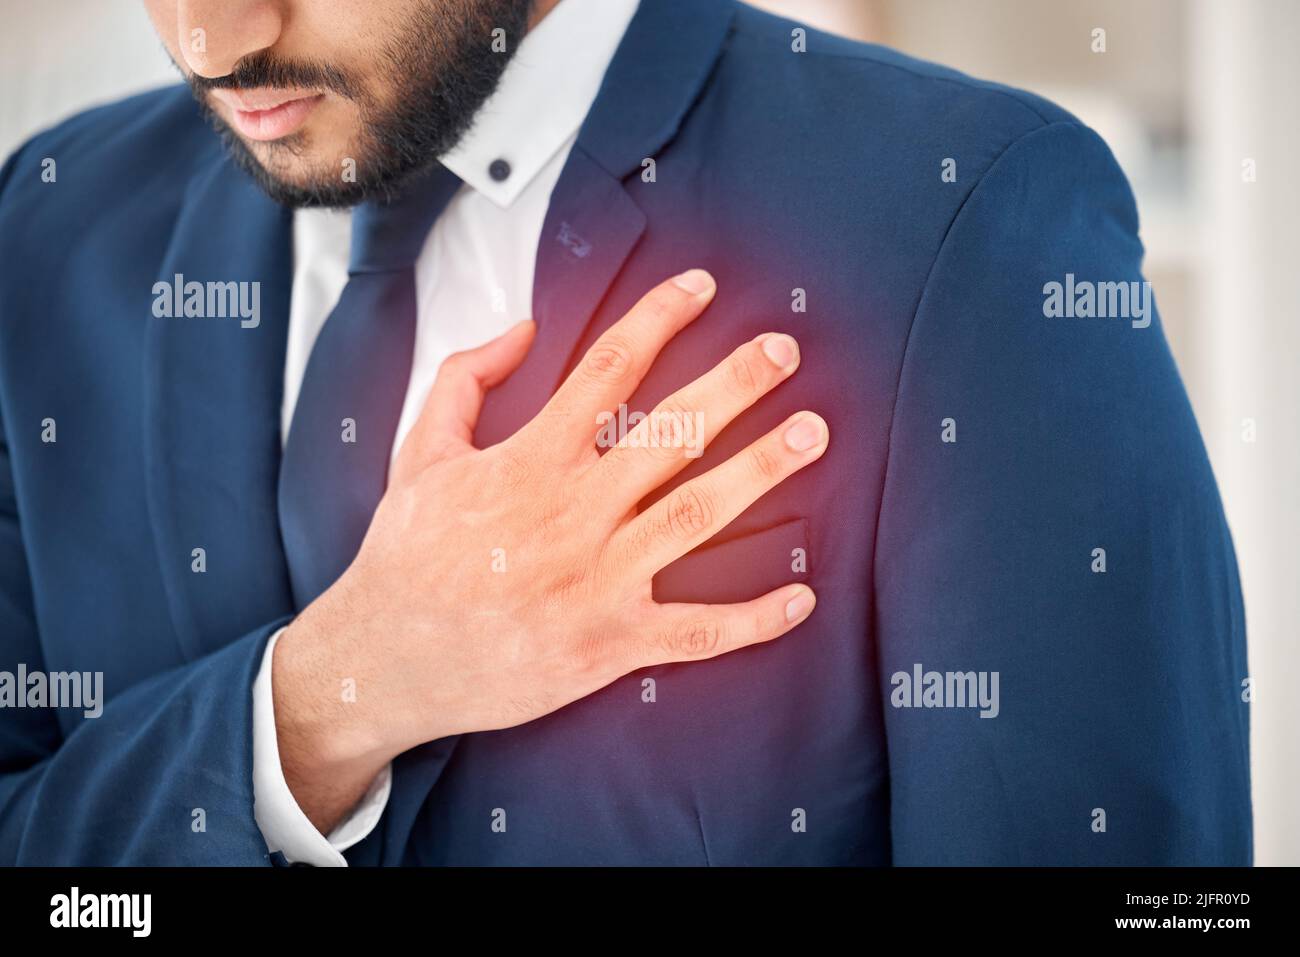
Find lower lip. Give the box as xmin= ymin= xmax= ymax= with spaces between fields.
xmin=227 ymin=94 xmax=324 ymax=141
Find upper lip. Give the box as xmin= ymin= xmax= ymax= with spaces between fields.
xmin=208 ymin=87 xmax=321 ymax=113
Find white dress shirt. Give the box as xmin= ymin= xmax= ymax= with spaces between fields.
xmin=251 ymin=0 xmax=641 ymax=867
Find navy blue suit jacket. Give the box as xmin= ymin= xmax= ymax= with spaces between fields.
xmin=0 ymin=0 xmax=1250 ymax=864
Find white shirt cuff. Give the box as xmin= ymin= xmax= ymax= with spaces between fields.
xmin=252 ymin=627 xmax=391 ymax=866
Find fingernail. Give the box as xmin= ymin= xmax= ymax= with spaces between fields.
xmin=784 ymin=415 xmax=826 ymax=452
xmin=672 ymin=269 xmax=715 ymax=296
xmin=785 ymin=589 xmax=815 ymax=623
xmin=761 ymin=333 xmax=799 ymax=369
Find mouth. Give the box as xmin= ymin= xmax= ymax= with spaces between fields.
xmin=208 ymin=88 xmax=325 ymax=142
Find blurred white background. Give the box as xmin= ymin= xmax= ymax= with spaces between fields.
xmin=1 ymin=0 xmax=1295 ymax=864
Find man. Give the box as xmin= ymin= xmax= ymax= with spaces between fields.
xmin=0 ymin=0 xmax=1250 ymax=865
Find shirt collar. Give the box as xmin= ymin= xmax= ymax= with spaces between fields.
xmin=439 ymin=0 xmax=641 ymax=208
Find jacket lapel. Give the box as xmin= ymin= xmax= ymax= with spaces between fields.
xmin=474 ymin=148 xmax=645 ymax=446
xmin=144 ymin=153 xmax=296 ymax=661
xmin=381 ymin=0 xmax=737 ymax=863
xmin=472 ymin=0 xmax=737 ymax=445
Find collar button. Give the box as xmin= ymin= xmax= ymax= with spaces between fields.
xmin=489 ymin=159 xmax=511 ymax=183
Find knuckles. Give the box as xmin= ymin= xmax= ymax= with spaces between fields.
xmin=748 ymin=444 xmax=783 ymax=481
xmin=626 ymin=483 xmax=718 ymax=556
xmin=665 ymin=484 xmax=716 ymax=539
xmin=723 ymin=350 xmax=762 ymax=397
xmin=664 ymin=618 xmax=723 ymax=658
xmin=638 ymin=402 xmax=695 ymax=460
xmin=581 ymin=336 xmax=637 ymax=386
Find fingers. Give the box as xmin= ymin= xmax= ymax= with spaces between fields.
xmin=588 ymin=332 xmax=801 ymax=512
xmin=391 ymin=320 xmax=536 ymax=484
xmin=526 ymin=269 xmax=717 ymax=460
xmin=615 ymin=411 xmax=829 ymax=578
xmin=635 ymin=584 xmax=817 ymax=668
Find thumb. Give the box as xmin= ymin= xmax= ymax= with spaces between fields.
xmin=392 ymin=319 xmax=536 ymax=482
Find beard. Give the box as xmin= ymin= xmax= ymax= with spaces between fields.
xmin=186 ymin=0 xmax=535 ymax=208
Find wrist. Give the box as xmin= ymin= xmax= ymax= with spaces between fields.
xmin=272 ymin=599 xmax=395 ymax=779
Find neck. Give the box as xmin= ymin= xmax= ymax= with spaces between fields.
xmin=529 ymin=0 xmax=563 ymax=30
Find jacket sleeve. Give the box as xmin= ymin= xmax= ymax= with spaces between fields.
xmin=873 ymin=120 xmax=1252 ymax=864
xmin=0 ymin=389 xmax=287 ymax=864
